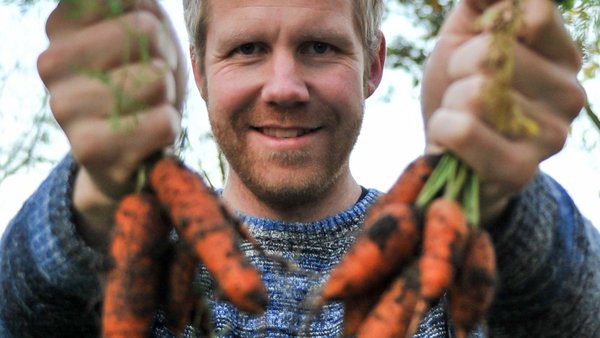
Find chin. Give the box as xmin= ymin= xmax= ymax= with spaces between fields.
xmin=244 ymin=167 xmax=342 ymax=208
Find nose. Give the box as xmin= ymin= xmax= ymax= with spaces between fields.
xmin=261 ymin=51 xmax=309 ymax=107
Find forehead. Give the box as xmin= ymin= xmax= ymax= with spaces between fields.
xmin=206 ymin=0 xmax=352 ymax=12
xmin=205 ymin=0 xmax=357 ymax=34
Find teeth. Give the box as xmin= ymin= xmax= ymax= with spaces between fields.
xmin=261 ymin=128 xmax=311 ymax=138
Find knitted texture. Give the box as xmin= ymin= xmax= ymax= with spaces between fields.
xmin=0 ymin=155 xmax=104 ymax=337
xmin=486 ymin=174 xmax=600 ymax=337
xmin=1 ymin=155 xmax=599 ymax=337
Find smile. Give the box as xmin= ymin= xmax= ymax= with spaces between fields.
xmin=257 ymin=127 xmax=319 ymax=138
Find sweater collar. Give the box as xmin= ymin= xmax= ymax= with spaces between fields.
xmin=236 ymin=188 xmax=381 ymax=235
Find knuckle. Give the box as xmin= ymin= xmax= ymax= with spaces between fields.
xmin=146 ymin=58 xmax=169 ymax=79
xmin=565 ymin=47 xmax=583 ymax=72
xmin=442 ymin=74 xmax=486 ymax=115
xmin=37 ymin=48 xmax=61 ymax=85
xmin=448 ymin=35 xmax=491 ymax=80
xmin=149 ymin=58 xmax=169 ymax=72
xmin=44 ymin=6 xmax=63 ymax=39
xmin=524 ymin=0 xmax=555 ymax=43
xmin=428 ymin=109 xmax=479 ymax=150
xmin=547 ymin=119 xmax=570 ymax=154
xmin=48 ymin=87 xmax=72 ymax=123
xmin=157 ymin=64 xmax=177 ymax=104
xmin=128 ymin=59 xmax=175 ymax=106
xmin=72 ymin=132 xmax=101 ymax=166
xmin=128 ymin=10 xmax=161 ymax=40
xmin=154 ymin=106 xmax=181 ymax=145
xmin=565 ymin=82 xmax=586 ymax=120
xmin=450 ymin=114 xmax=479 ymax=148
xmin=144 ymin=60 xmax=177 ymax=104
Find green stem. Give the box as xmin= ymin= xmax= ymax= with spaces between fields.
xmin=416 ymin=152 xmax=481 ymax=228
xmin=444 ymin=157 xmax=468 ymax=200
xmin=415 ymin=153 xmax=456 ymax=209
xmin=462 ymin=171 xmax=480 ymax=227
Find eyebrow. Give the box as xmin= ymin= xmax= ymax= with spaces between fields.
xmin=209 ymin=16 xmax=360 ymax=54
xmin=221 ymin=27 xmax=358 ymax=49
xmin=296 ymin=27 xmax=355 ymax=43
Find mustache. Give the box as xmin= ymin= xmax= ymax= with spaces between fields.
xmin=239 ymin=102 xmax=339 ymax=126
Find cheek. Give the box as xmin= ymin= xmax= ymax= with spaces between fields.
xmin=316 ymin=66 xmax=365 ymax=105
xmin=205 ymin=68 xmax=261 ymax=116
xmin=322 ymin=75 xmax=365 ymax=126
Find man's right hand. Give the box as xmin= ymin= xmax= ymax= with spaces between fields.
xmin=37 ymin=0 xmax=187 ymax=251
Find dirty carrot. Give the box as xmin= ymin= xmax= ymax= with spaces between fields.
xmin=450 ymin=229 xmax=497 ymax=338
xmin=320 ymin=203 xmax=419 ymax=302
xmin=355 ymin=263 xmax=419 ymax=338
xmin=102 ymin=192 xmax=170 ymax=338
xmin=407 ymin=197 xmax=470 ymax=336
xmin=365 ymin=154 xmax=440 ymax=225
xmin=341 ymin=282 xmax=386 ymax=337
xmin=163 ymin=241 xmax=202 ymax=336
xmin=149 ymin=156 xmax=268 ymax=314
xmin=419 ymin=197 xmax=469 ymax=301
xmin=384 ymin=154 xmax=441 ymax=204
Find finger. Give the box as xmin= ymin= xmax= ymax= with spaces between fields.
xmin=438 ymin=0 xmax=490 ymax=36
xmin=49 ymin=59 xmax=177 ymax=125
xmin=46 ymin=0 xmax=163 ymax=39
xmin=468 ymin=0 xmax=581 ymax=70
xmin=426 ymin=108 xmax=547 ymax=192
xmin=69 ymin=104 xmax=181 ymax=190
xmin=441 ymin=76 xmax=570 ymax=155
xmin=517 ymin=0 xmax=581 ymax=70
xmin=38 ymin=10 xmax=178 ymax=86
xmin=464 ymin=0 xmax=503 ymax=13
xmin=447 ymin=34 xmax=585 ymax=120
xmin=449 ymin=0 xmax=581 ymax=70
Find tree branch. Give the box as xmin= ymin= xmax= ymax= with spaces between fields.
xmin=584 ymin=100 xmax=600 ymax=133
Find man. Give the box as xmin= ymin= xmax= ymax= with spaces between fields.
xmin=1 ymin=0 xmax=598 ymax=337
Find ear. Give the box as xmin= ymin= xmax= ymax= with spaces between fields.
xmin=190 ymin=45 xmax=207 ymax=101
xmin=365 ymin=31 xmax=386 ymax=98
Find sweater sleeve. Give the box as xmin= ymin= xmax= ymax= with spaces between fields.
xmin=486 ymin=173 xmax=600 ymax=337
xmin=0 ymin=155 xmax=105 ymax=337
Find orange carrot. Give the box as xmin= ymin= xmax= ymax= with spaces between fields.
xmin=356 ymin=264 xmax=419 ymax=338
xmin=365 ymin=154 xmax=440 ymax=225
xmin=450 ymin=229 xmax=497 ymax=338
xmin=149 ymin=156 xmax=267 ymax=314
xmin=320 ymin=203 xmax=419 ymax=301
xmin=419 ymin=198 xmax=469 ymax=301
xmin=408 ymin=198 xmax=470 ymax=336
xmin=342 ymin=282 xmax=386 ymax=337
xmin=102 ymin=192 xmax=170 ymax=338
xmin=163 ymin=241 xmax=202 ymax=336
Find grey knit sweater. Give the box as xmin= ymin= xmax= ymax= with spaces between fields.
xmin=1 ymin=155 xmax=599 ymax=337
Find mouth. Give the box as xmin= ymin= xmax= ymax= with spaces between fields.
xmin=255 ymin=127 xmax=320 ymax=139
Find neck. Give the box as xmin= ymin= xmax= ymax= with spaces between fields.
xmin=221 ymin=169 xmax=362 ymax=223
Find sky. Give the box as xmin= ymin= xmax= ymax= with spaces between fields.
xmin=1 ymin=1 xmax=599 ymax=236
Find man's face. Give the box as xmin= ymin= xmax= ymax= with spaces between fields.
xmin=197 ymin=0 xmax=375 ymax=207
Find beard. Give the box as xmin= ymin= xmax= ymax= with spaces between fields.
xmin=210 ymin=102 xmax=363 ymax=210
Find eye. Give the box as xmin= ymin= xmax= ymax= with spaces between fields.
xmin=302 ymin=41 xmax=334 ymax=55
xmin=233 ymin=43 xmax=263 ymax=56
xmin=312 ymin=42 xmax=330 ymax=54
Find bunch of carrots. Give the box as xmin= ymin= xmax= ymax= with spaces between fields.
xmin=316 ymin=1 xmax=545 ymax=337
xmin=102 ymin=153 xmax=268 ymax=337
xmin=316 ymin=154 xmax=497 ymax=338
